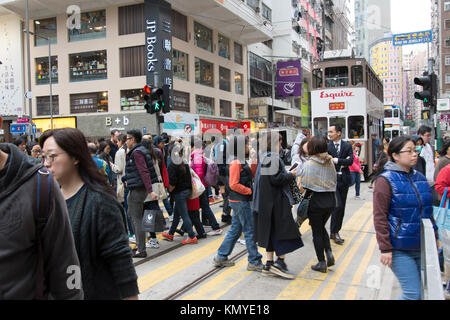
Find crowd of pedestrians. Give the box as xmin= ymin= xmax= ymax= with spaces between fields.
xmin=1 ymin=117 xmax=448 ymax=300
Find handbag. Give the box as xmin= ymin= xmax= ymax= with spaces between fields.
xmin=151 ymin=160 xmax=168 ymax=200
xmin=190 ymin=167 xmax=205 ymax=199
xmin=296 ymin=191 xmax=313 ymax=227
xmin=142 ymin=209 xmax=166 ymax=233
xmin=433 ymin=187 xmax=450 ymax=240
xmin=289 ymin=179 xmax=302 ymax=204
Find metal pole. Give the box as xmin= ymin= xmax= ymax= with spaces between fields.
xmin=48 ymin=39 xmax=53 ymax=130
xmin=25 ymin=0 xmax=33 ymax=140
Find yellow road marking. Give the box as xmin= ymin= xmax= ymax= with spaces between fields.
xmin=276 ymin=202 xmax=373 ymax=300
xmin=317 ymin=218 xmax=374 ymax=300
xmin=344 ymin=235 xmax=378 ymax=300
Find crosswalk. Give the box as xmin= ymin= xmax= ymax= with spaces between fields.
xmin=134 ymin=200 xmax=385 ymax=300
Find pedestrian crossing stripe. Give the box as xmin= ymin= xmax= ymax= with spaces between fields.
xmin=275 ymin=202 xmax=373 ymax=300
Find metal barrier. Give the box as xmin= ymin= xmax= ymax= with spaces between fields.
xmin=421 ymin=218 xmax=445 ymax=300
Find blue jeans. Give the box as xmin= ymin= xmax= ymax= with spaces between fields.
xmin=390 ymin=250 xmax=422 ymax=300
xmin=350 ymin=172 xmax=361 ymax=196
xmin=169 ymin=189 xmax=195 ymax=239
xmin=199 ymin=190 xmax=220 ymax=230
xmin=163 ymin=197 xmax=173 ymax=216
xmin=217 ymin=201 xmax=262 ymax=266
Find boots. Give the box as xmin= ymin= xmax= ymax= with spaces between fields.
xmin=326 ymin=249 xmax=335 ymax=267
xmin=311 ymin=261 xmax=327 ymax=273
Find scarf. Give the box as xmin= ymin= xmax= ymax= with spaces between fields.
xmin=301 ymin=153 xmax=337 ymax=192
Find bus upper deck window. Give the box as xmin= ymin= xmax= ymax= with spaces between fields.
xmin=325 ymin=66 xmax=348 ymax=88
xmin=348 ymin=116 xmax=365 ymax=139
xmin=313 ymin=69 xmax=323 ymax=89
xmin=313 ymin=117 xmax=328 ymax=137
xmin=351 ymin=66 xmax=363 ymax=86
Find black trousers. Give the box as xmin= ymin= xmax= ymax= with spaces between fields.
xmin=309 ymin=208 xmax=333 ymax=261
xmin=330 ymin=179 xmax=349 ymax=234
xmin=182 ymin=210 xmax=206 ymax=236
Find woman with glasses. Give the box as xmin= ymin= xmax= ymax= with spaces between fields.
xmin=40 ymin=128 xmax=139 ymax=300
xmin=373 ymin=136 xmax=437 ymax=300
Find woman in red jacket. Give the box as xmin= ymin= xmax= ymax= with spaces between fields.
xmin=349 ymin=143 xmax=364 ymax=199
xmin=435 ymin=163 xmax=450 ymax=197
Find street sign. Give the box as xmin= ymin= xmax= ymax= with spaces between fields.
xmin=437 ymin=98 xmax=450 ymax=111
xmin=393 ymin=30 xmax=432 ymax=46
xmin=32 ymin=124 xmax=36 ymax=134
xmin=10 ymin=123 xmax=27 ymax=134
xmin=24 ymin=91 xmax=32 ymax=99
xmin=143 ymin=126 xmax=147 ymax=134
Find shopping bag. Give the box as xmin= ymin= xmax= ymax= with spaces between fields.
xmin=142 ymin=209 xmax=166 ymax=233
xmin=190 ymin=167 xmax=205 ymax=199
xmin=433 ymin=187 xmax=450 ymax=240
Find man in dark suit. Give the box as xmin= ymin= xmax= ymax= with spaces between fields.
xmin=328 ymin=124 xmax=353 ymax=245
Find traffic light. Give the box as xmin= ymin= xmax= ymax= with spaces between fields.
xmin=143 ymin=85 xmax=152 ymax=113
xmin=150 ymin=87 xmax=163 ymax=114
xmin=414 ymin=72 xmax=437 ymax=111
xmin=162 ymin=84 xmax=171 ymax=114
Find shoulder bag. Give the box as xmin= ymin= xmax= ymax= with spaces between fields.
xmin=151 ymin=160 xmax=168 ymax=200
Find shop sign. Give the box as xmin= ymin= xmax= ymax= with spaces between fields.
xmin=200 ymin=119 xmax=238 ymax=134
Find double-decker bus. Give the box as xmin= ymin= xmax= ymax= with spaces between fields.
xmin=310 ymin=54 xmax=384 ymax=179
xmin=383 ymin=105 xmax=404 ymax=139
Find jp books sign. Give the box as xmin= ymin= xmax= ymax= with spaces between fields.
xmin=276 ymin=60 xmax=302 ymax=98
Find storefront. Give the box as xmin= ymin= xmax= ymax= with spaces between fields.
xmin=69 ymin=50 xmax=107 ymax=82
xmin=33 ymin=117 xmax=77 ymax=135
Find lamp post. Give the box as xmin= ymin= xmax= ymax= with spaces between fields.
xmin=23 ymin=29 xmax=53 ymax=130
xmin=25 ymin=0 xmax=33 ymax=140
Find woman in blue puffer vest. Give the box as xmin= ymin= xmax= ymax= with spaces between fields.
xmin=374 ymin=136 xmax=438 ymax=300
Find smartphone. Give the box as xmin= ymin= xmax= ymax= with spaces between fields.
xmin=289 ymin=162 xmax=299 ymax=171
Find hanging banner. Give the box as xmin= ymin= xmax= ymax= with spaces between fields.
xmin=276 ymin=60 xmax=302 ymax=98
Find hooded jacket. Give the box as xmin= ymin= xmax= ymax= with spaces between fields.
xmin=0 ymin=143 xmax=83 ymax=300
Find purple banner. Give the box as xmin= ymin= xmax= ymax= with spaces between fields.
xmin=276 ymin=60 xmax=302 ymax=98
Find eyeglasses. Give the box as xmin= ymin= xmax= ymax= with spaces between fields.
xmin=31 ymin=149 xmax=41 ymax=154
xmin=42 ymin=153 xmax=63 ymax=164
xmin=126 ymin=137 xmax=133 ymax=141
xmin=398 ymin=149 xmax=419 ymax=155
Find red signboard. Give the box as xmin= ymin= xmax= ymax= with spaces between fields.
xmin=329 ymin=102 xmax=345 ymax=110
xmin=279 ymin=67 xmax=299 ymax=77
xmin=240 ymin=121 xmax=251 ymax=134
xmin=17 ymin=118 xmax=30 ymax=123
xmin=200 ymin=119 xmax=238 ymax=134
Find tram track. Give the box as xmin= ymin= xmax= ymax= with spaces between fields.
xmin=162 ymin=248 xmax=249 ymax=300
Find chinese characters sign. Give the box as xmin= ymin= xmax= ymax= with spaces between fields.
xmin=393 ymin=30 xmax=432 ymax=46
xmin=144 ymin=0 xmax=173 ymax=110
xmin=276 ymin=60 xmax=302 ymax=98
xmin=329 ymin=102 xmax=345 ymax=111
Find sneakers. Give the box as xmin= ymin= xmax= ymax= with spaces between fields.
xmin=129 ymin=235 xmax=136 ymax=243
xmin=132 ymin=250 xmax=147 ymax=258
xmin=169 ymin=215 xmax=174 ymax=222
xmin=247 ymin=263 xmax=263 ymax=272
xmin=209 ymin=197 xmax=215 ymax=204
xmin=162 ymin=232 xmax=174 ymax=241
xmin=146 ymin=238 xmax=160 ymax=249
xmin=181 ymin=237 xmax=198 ymax=244
xmin=238 ymin=239 xmax=246 ymax=245
xmin=355 ymin=196 xmax=361 ymax=200
xmin=270 ymin=259 xmax=295 ymax=279
xmin=214 ymin=256 xmax=235 ymax=267
xmin=262 ymin=261 xmax=276 ymax=276
xmin=207 ymin=229 xmax=223 ymax=236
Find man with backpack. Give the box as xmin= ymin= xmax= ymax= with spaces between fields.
xmin=0 ymin=127 xmax=83 ymax=299
xmin=214 ymin=128 xmax=237 ymax=224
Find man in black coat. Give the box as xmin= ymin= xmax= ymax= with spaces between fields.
xmin=327 ymin=124 xmax=353 ymax=245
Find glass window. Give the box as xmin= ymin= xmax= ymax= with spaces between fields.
xmin=119 ymin=4 xmax=144 ymax=35
xmin=36 ymin=95 xmax=59 ymax=116
xmin=34 ymin=18 xmax=57 ymax=46
xmin=446 ymin=74 xmax=450 ymax=84
xmin=35 ymin=56 xmax=58 ymax=85
xmin=196 ymin=95 xmax=214 ymax=115
xmin=384 ymin=109 xmax=392 ymax=118
xmin=348 ymin=116 xmax=365 ymax=139
xmin=393 ymin=109 xmax=399 ymax=118
xmin=70 ymin=91 xmax=108 ymax=113
xmin=194 ymin=22 xmax=213 ymax=52
xmin=313 ymin=117 xmax=328 ymax=137
xmin=235 ymin=72 xmax=244 ymax=95
xmin=262 ymin=3 xmax=272 ymax=21
xmin=446 ymin=1 xmax=450 ymax=11
xmin=120 ymin=46 xmax=145 ymax=78
xmin=446 ymin=38 xmax=450 ymax=47
xmin=120 ymin=89 xmax=145 ymax=111
xmin=312 ymin=68 xmax=323 ymax=89
xmin=70 ymin=50 xmax=107 ymax=82
xmin=219 ymin=66 xmax=231 ymax=92
xmin=218 ymin=34 xmax=231 ymax=59
xmin=172 ymin=10 xmax=188 ymax=41
xmin=234 ymin=42 xmax=243 ymax=65
xmin=173 ymin=91 xmax=190 ymax=112
xmin=220 ymin=100 xmax=232 ymax=117
xmin=247 ymin=0 xmax=260 ymax=11
xmin=351 ymin=66 xmax=363 ymax=86
xmin=249 ymin=52 xmax=272 ymax=82
xmin=236 ymin=103 xmax=244 ymax=120
xmin=329 ymin=117 xmax=346 ymax=139
xmin=195 ymin=58 xmax=214 ymax=87
xmin=446 ymin=19 xmax=450 ymax=30
xmin=173 ymin=49 xmax=188 ymax=81
xmin=325 ymin=66 xmax=348 ymax=87
xmin=68 ymin=10 xmax=106 ymax=42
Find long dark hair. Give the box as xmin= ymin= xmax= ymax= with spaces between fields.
xmin=439 ymin=139 xmax=450 ymax=157
xmin=141 ymin=139 xmax=158 ymax=161
xmin=298 ymin=137 xmax=310 ymax=158
xmin=39 ymin=128 xmax=116 ymax=197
